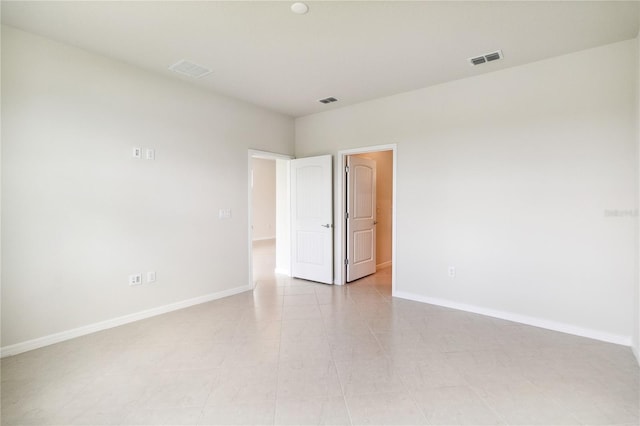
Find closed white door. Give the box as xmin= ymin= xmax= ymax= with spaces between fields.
xmin=346 ymin=156 xmax=376 ymax=282
xmin=290 ymin=155 xmax=333 ymax=284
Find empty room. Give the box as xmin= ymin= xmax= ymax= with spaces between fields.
xmin=1 ymin=1 xmax=639 ymax=425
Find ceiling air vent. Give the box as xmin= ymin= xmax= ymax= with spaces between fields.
xmin=318 ymin=97 xmax=338 ymax=104
xmin=485 ymin=51 xmax=502 ymax=62
xmin=168 ymin=60 xmax=212 ymax=78
xmin=468 ymin=50 xmax=503 ymax=66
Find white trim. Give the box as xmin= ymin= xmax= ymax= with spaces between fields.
xmin=252 ymin=236 xmax=276 ymax=242
xmin=393 ymin=290 xmax=631 ymax=347
xmin=337 ymin=144 xmax=397 ymax=292
xmin=249 ymin=149 xmax=292 ymax=161
xmin=0 ymin=285 xmax=251 ymax=358
xmin=247 ymin=149 xmax=293 ymax=290
xmin=376 ymin=261 xmax=392 ymax=270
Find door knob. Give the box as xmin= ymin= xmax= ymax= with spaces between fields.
xmin=321 ymin=224 xmax=333 ymax=228
xmin=373 ymin=221 xmax=378 ymax=225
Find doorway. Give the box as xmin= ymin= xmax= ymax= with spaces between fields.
xmin=337 ymin=145 xmax=397 ymax=292
xmin=247 ymin=150 xmax=292 ymax=289
xmin=248 ymin=146 xmax=396 ymax=291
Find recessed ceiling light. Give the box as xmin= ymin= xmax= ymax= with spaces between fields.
xmin=291 ymin=2 xmax=309 ymax=15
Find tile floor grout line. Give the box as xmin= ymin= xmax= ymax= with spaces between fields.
xmin=461 ymin=367 xmax=509 ymax=426
xmin=315 ymin=283 xmax=355 ymax=426
xmin=269 ymin=273 xmax=287 ymax=426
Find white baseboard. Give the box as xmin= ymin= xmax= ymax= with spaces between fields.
xmin=0 ymin=285 xmax=251 ymax=358
xmin=252 ymin=237 xmax=276 ymax=243
xmin=393 ymin=290 xmax=631 ymax=347
xmin=376 ymin=261 xmax=392 ymax=270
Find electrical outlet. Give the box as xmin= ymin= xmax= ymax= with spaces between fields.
xmin=147 ymin=271 xmax=156 ymax=283
xmin=218 ymin=208 xmax=231 ymax=219
xmin=132 ymin=147 xmax=142 ymax=159
xmin=448 ymin=266 xmax=456 ymax=278
xmin=145 ymin=148 xmax=155 ymax=160
xmin=129 ymin=273 xmax=142 ymax=286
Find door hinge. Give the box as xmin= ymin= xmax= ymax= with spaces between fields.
xmin=345 ymin=259 xmax=349 ymax=265
xmin=345 ymin=212 xmax=349 ymax=219
xmin=345 ymin=165 xmax=350 ymax=173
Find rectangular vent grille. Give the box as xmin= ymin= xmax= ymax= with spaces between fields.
xmin=168 ymin=60 xmax=212 ymax=78
xmin=485 ymin=52 xmax=501 ymax=62
xmin=468 ymin=50 xmax=503 ymax=66
xmin=318 ymin=97 xmax=338 ymax=104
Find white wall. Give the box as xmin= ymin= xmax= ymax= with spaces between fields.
xmin=297 ymin=39 xmax=638 ymax=344
xmin=251 ymin=158 xmax=276 ymax=241
xmin=1 ymin=26 xmax=294 ymax=351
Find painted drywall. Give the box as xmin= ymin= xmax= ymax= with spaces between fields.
xmin=354 ymin=151 xmax=393 ymax=267
xmin=251 ymin=158 xmax=276 ymax=241
xmin=1 ymin=26 xmax=294 ymax=349
xmin=297 ymin=39 xmax=638 ymax=344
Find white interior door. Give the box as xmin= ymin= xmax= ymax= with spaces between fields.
xmin=291 ymin=155 xmax=333 ymax=284
xmin=346 ymin=156 xmax=376 ymax=282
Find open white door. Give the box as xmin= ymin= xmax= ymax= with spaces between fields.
xmin=291 ymin=155 xmax=333 ymax=284
xmin=346 ymin=156 xmax=376 ymax=282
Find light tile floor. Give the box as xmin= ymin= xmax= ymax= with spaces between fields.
xmin=2 ymin=240 xmax=638 ymax=425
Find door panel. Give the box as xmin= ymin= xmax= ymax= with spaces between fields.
xmin=353 ymin=229 xmax=374 ymax=263
xmin=347 ymin=156 xmax=377 ymax=282
xmin=291 ymin=155 xmax=333 ymax=284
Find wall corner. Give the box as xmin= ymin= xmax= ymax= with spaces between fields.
xmin=634 ymin=30 xmax=640 ymax=366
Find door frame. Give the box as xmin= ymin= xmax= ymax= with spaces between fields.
xmin=247 ymin=149 xmax=293 ymax=290
xmin=337 ymin=144 xmax=397 ymax=292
